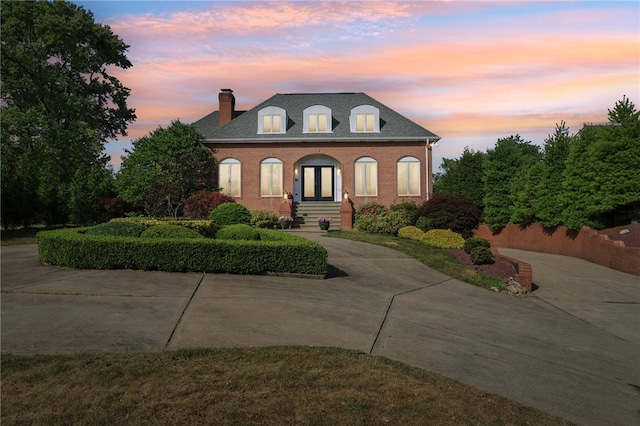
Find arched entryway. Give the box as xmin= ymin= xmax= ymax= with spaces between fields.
xmin=293 ymin=155 xmax=341 ymax=203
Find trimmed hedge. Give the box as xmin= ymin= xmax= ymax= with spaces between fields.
xmin=397 ymin=226 xmax=425 ymax=240
xmin=85 ymin=222 xmax=147 ymax=237
xmin=251 ymin=210 xmax=279 ymax=229
xmin=420 ymin=229 xmax=465 ymax=249
xmin=37 ymin=228 xmax=327 ymax=275
xmin=210 ymin=203 xmax=251 ymax=226
xmin=111 ymin=218 xmax=218 ymax=238
xmin=216 ymin=224 xmax=260 ymax=241
xmin=141 ymin=224 xmax=204 ymax=239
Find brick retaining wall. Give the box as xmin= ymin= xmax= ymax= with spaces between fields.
xmin=475 ymin=223 xmax=640 ymax=276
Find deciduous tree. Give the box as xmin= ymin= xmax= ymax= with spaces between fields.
xmin=1 ymin=0 xmax=135 ymax=225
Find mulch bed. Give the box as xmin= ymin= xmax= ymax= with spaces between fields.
xmin=598 ymin=224 xmax=640 ymax=248
xmin=449 ymin=249 xmax=516 ymax=281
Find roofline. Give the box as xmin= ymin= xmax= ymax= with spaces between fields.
xmin=201 ymin=136 xmax=441 ymax=144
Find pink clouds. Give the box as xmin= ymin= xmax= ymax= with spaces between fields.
xmin=94 ymin=1 xmax=638 ymax=171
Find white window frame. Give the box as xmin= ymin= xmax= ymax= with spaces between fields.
xmin=257 ymin=106 xmax=286 ymax=134
xmin=303 ymin=105 xmax=332 ymax=133
xmin=397 ymin=156 xmax=421 ymax=196
xmin=260 ymin=157 xmax=283 ymax=197
xmin=219 ymin=158 xmax=241 ymax=197
xmin=350 ymin=105 xmax=380 ymax=133
xmin=355 ymin=156 xmax=378 ymax=196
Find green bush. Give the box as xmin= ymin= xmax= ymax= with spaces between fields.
xmin=141 ymin=224 xmax=204 ymax=239
xmin=397 ymin=226 xmax=424 ymax=240
xmin=355 ymin=201 xmax=387 ymax=220
xmin=470 ymin=247 xmax=494 ymax=265
xmin=464 ymin=237 xmax=491 ymax=254
xmin=210 ymin=203 xmax=251 ymax=226
xmin=37 ymin=228 xmax=327 ymax=275
xmin=415 ymin=216 xmax=430 ymax=232
xmin=111 ymin=218 xmax=218 ymax=238
xmin=85 ymin=221 xmax=147 ymax=237
xmin=355 ymin=210 xmax=412 ymax=235
xmin=251 ymin=210 xmax=279 ymax=229
xmin=216 ymin=224 xmax=261 ymax=241
xmin=390 ymin=201 xmax=420 ymax=225
xmin=420 ymin=229 xmax=465 ymax=249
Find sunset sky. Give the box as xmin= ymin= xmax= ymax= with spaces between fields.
xmin=74 ymin=0 xmax=639 ymax=172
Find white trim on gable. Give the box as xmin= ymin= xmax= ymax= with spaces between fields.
xmin=257 ymin=106 xmax=286 ymax=134
xmin=350 ymin=105 xmax=380 ymax=133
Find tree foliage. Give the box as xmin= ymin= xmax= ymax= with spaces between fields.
xmin=561 ymin=98 xmax=640 ymax=229
xmin=1 ymin=0 xmax=135 ymax=226
xmin=418 ymin=194 xmax=482 ymax=238
xmin=482 ymin=135 xmax=542 ymax=232
xmin=532 ymin=122 xmax=573 ymax=227
xmin=116 ymin=121 xmax=214 ymax=217
xmin=433 ymin=147 xmax=485 ymax=209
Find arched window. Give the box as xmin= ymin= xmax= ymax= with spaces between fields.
xmin=397 ymin=156 xmax=420 ymax=196
xmin=355 ymin=157 xmax=378 ymax=196
xmin=257 ymin=106 xmax=286 ymax=134
xmin=219 ymin=158 xmax=241 ymax=197
xmin=350 ymin=105 xmax=380 ymax=133
xmin=260 ymin=158 xmax=283 ymax=197
xmin=303 ymin=105 xmax=332 ymax=133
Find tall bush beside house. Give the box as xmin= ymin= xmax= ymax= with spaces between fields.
xmin=418 ymin=194 xmax=482 ymax=238
xmin=210 ymin=203 xmax=251 ymax=226
xmin=184 ymin=190 xmax=234 ymax=219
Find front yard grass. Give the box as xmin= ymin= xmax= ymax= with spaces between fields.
xmin=1 ymin=347 xmax=570 ymax=425
xmin=327 ymin=230 xmax=503 ymax=290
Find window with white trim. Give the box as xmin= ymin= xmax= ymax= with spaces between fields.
xmin=350 ymin=105 xmax=379 ymax=133
xmin=219 ymin=158 xmax=241 ymax=197
xmin=257 ymin=106 xmax=286 ymax=134
xmin=355 ymin=157 xmax=378 ymax=196
xmin=397 ymin=156 xmax=420 ymax=196
xmin=260 ymin=158 xmax=283 ymax=197
xmin=303 ymin=105 xmax=332 ymax=133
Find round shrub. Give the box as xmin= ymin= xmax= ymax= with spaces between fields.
xmin=390 ymin=201 xmax=420 ymax=225
xmin=251 ymin=209 xmax=279 ymax=229
xmin=209 ymin=203 xmax=251 ymax=226
xmin=215 ymin=224 xmax=260 ymax=241
xmin=85 ymin=221 xmax=147 ymax=237
xmin=464 ymin=237 xmax=491 ymax=254
xmin=140 ymin=224 xmax=204 ymax=239
xmin=420 ymin=229 xmax=465 ymax=249
xmin=415 ymin=216 xmax=430 ymax=232
xmin=418 ymin=194 xmax=482 ymax=238
xmin=398 ymin=225 xmax=425 ymax=240
xmin=470 ymin=247 xmax=494 ymax=265
xmin=183 ymin=190 xmax=235 ymax=219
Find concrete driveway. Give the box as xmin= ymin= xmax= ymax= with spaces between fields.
xmin=1 ymin=236 xmax=639 ymax=425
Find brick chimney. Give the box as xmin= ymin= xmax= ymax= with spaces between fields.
xmin=218 ymin=88 xmax=235 ymax=127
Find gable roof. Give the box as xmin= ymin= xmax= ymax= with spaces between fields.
xmin=193 ymin=92 xmax=440 ymax=143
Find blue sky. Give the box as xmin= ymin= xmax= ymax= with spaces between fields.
xmin=73 ymin=1 xmax=640 ymax=172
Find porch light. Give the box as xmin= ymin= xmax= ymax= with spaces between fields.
xmin=294 ymin=167 xmax=298 ymax=175
xmin=343 ymin=191 xmax=349 ymax=200
xmin=283 ymin=192 xmax=288 ymax=200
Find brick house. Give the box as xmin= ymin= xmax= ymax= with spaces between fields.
xmin=193 ymin=89 xmax=440 ymax=229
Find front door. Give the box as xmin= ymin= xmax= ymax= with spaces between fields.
xmin=302 ymin=166 xmax=334 ymax=201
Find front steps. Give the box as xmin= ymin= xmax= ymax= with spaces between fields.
xmin=292 ymin=201 xmax=341 ymax=231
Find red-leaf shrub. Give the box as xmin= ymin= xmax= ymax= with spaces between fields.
xmin=418 ymin=194 xmax=482 ymax=239
xmin=183 ymin=190 xmax=235 ymax=219
xmin=100 ymin=197 xmax=134 ymax=219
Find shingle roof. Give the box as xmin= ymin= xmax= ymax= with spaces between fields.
xmin=193 ymin=92 xmax=440 ymax=142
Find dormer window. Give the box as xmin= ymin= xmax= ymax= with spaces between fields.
xmin=258 ymin=106 xmax=286 ymax=134
xmin=350 ymin=105 xmax=380 ymax=133
xmin=303 ymin=105 xmax=332 ymax=133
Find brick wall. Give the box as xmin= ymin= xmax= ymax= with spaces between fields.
xmin=475 ymin=223 xmax=640 ymax=276
xmin=207 ymin=140 xmax=428 ymax=212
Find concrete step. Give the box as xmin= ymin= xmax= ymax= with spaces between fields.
xmin=292 ymin=201 xmax=341 ymax=230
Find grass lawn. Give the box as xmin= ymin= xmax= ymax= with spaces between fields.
xmin=1 ymin=347 xmax=570 ymax=425
xmin=1 ymin=225 xmax=68 ymax=246
xmin=327 ymin=230 xmax=504 ymax=290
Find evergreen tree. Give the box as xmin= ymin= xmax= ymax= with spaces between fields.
xmin=433 ymin=147 xmax=486 ymax=209
xmin=483 ymin=135 xmax=542 ymax=232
